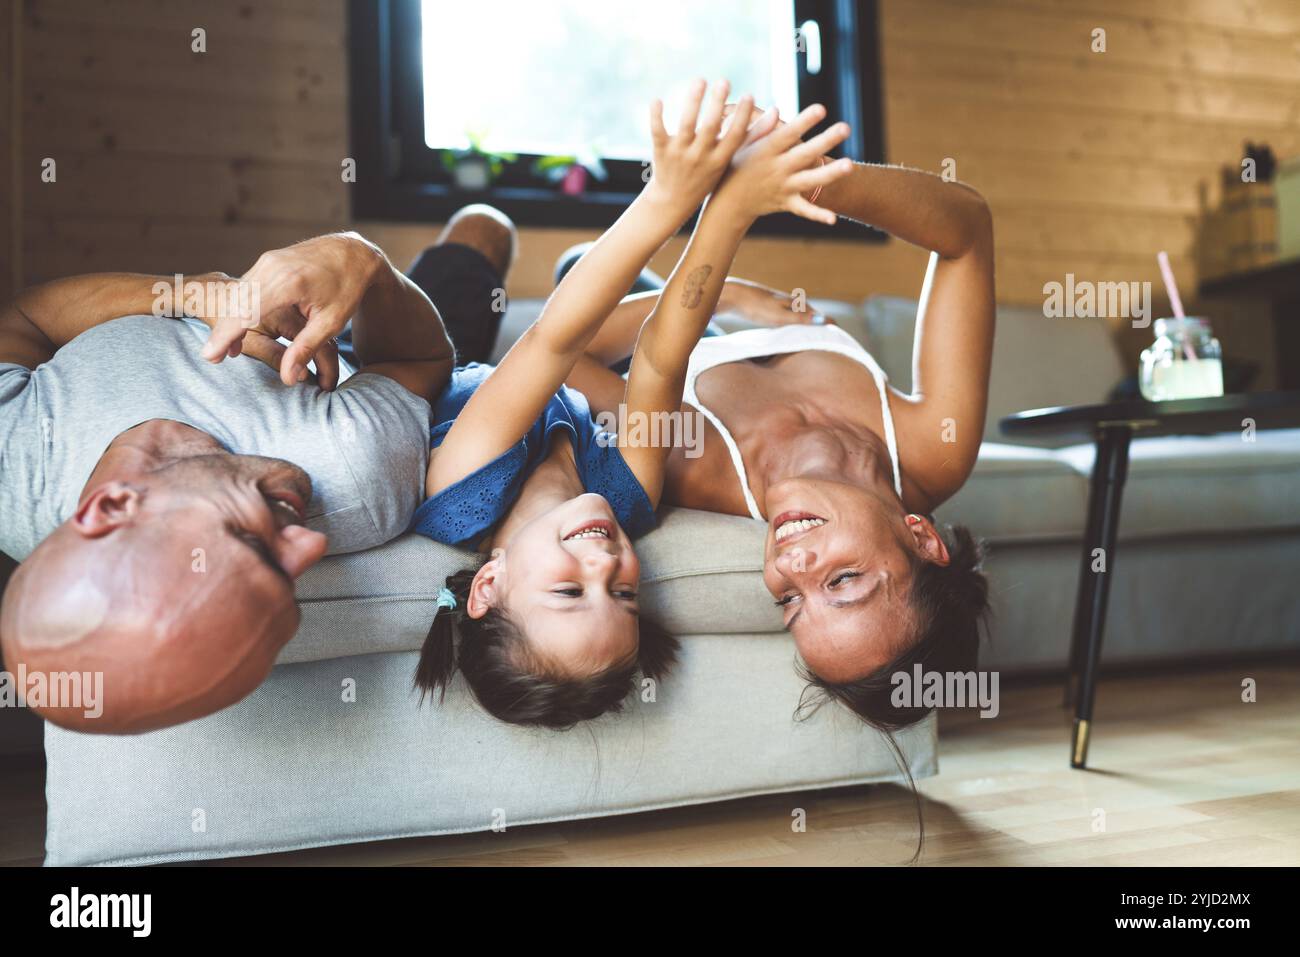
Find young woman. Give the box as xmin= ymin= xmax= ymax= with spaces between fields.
xmin=568 ymin=128 xmax=997 ymax=737
xmin=410 ymin=82 xmax=854 ymax=729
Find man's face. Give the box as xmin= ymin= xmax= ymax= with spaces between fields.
xmin=132 ymin=453 xmax=328 ymax=668
xmin=148 ymin=452 xmax=325 ymax=581
xmin=0 ymin=451 xmax=329 ymax=732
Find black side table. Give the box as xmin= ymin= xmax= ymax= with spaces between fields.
xmin=1001 ymin=391 xmax=1300 ymax=769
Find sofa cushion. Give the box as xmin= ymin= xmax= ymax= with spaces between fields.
xmin=290 ymin=438 xmax=1091 ymax=669
xmin=289 ymin=508 xmax=777 ymax=666
xmin=861 ymin=295 xmax=1126 ymax=447
xmin=44 ymin=644 xmax=938 ymax=866
xmin=935 ymin=442 xmax=1089 ymax=543
xmin=1053 ymin=428 xmax=1300 ymax=539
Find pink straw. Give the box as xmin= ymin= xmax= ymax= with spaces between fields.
xmin=1157 ymin=251 xmax=1185 ymax=318
xmin=1156 ymin=250 xmax=1197 ymax=361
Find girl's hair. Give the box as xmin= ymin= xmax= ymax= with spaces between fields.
xmin=794 ymin=523 xmax=990 ymax=862
xmin=415 ymin=568 xmax=680 ymax=730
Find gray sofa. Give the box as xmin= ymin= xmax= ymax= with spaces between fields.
xmin=29 ymin=294 xmax=1300 ymax=865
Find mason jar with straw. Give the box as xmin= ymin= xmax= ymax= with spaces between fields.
xmin=1139 ymin=251 xmax=1225 ymax=401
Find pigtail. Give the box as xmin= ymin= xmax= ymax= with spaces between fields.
xmin=413 ymin=568 xmax=477 ymax=704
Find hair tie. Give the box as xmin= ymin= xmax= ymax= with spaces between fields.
xmin=808 ymin=156 xmax=829 ymax=205
xmin=436 ymin=587 xmax=458 ymax=611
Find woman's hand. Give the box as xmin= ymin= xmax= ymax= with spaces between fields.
xmin=642 ymin=80 xmax=756 ymax=218
xmin=719 ymin=279 xmax=831 ymax=326
xmin=712 ymin=103 xmax=853 ymax=225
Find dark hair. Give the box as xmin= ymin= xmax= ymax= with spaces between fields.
xmin=414 ymin=568 xmax=680 ymax=730
xmin=795 ymin=523 xmax=990 ymax=861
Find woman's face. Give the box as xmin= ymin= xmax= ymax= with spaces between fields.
xmin=468 ymin=493 xmax=641 ymax=676
xmin=761 ymin=478 xmax=946 ymax=683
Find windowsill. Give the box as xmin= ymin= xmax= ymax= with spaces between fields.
xmin=352 ymin=179 xmax=881 ymax=240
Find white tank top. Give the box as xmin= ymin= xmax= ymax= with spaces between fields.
xmin=681 ymin=324 xmax=902 ymax=521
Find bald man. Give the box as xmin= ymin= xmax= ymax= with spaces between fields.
xmin=0 ymin=213 xmax=515 ymax=734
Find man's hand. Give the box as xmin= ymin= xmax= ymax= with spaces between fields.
xmin=176 ymin=272 xmax=291 ymax=380
xmin=199 ymin=232 xmax=385 ymax=391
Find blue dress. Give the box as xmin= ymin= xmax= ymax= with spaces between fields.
xmin=410 ymin=364 xmax=657 ymax=547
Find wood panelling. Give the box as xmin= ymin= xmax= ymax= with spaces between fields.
xmin=1 ymin=0 xmax=15 ymax=304
xmin=14 ymin=0 xmax=349 ymax=286
xmin=5 ymin=0 xmax=1297 ymax=326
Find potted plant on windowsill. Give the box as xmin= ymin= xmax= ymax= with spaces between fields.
xmin=441 ymin=132 xmax=518 ymax=191
xmin=532 ymin=148 xmax=607 ymax=197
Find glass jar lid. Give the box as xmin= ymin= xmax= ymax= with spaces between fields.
xmin=1153 ymin=316 xmax=1211 ymax=338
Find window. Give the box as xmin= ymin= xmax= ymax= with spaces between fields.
xmin=349 ymin=0 xmax=884 ymax=238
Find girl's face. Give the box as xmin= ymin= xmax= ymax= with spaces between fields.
xmin=467 ymin=493 xmax=642 ymax=676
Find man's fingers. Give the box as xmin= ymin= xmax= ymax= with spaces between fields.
xmin=201 ymin=315 xmax=248 ymax=363
xmin=279 ymin=310 xmax=346 ymax=388
xmin=236 ymin=332 xmax=288 ymax=376
xmin=676 ymin=78 xmax=707 ymax=139
xmin=313 ymin=337 xmax=341 ymax=392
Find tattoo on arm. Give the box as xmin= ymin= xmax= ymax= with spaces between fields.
xmin=680 ymin=265 xmax=713 ymax=309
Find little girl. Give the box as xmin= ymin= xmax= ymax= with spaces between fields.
xmin=411 ymin=80 xmax=852 ymax=728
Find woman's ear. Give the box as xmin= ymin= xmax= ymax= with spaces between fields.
xmin=466 ymin=559 xmax=501 ymax=619
xmin=905 ymin=514 xmax=950 ymax=566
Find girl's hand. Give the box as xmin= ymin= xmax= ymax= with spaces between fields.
xmin=643 ymin=80 xmax=756 ymax=217
xmin=713 ymin=103 xmax=854 ymax=225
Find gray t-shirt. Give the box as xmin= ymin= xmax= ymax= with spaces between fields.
xmin=0 ymin=315 xmax=431 ymax=561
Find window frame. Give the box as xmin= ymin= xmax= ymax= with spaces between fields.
xmin=347 ymin=0 xmax=886 ymax=240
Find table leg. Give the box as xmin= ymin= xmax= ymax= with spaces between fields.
xmin=1065 ymin=444 xmax=1109 ymax=709
xmin=1070 ymin=426 xmax=1131 ymax=769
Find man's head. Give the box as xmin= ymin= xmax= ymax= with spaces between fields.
xmin=0 ymin=452 xmax=327 ymax=733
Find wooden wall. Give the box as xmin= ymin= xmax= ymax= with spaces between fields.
xmin=7 ymin=0 xmax=1300 ymax=373
xmin=1 ymin=0 xmax=15 ymax=305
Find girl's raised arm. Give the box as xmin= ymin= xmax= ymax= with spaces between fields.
xmin=426 ymin=81 xmax=756 ymax=496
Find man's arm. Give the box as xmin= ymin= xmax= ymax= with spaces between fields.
xmin=344 ymin=244 xmax=454 ymax=402
xmin=0 ymin=272 xmax=225 ymax=369
xmin=198 ymin=231 xmax=453 ymax=398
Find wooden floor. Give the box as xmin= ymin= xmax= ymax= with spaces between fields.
xmin=2 ymin=666 xmax=1297 ymax=866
